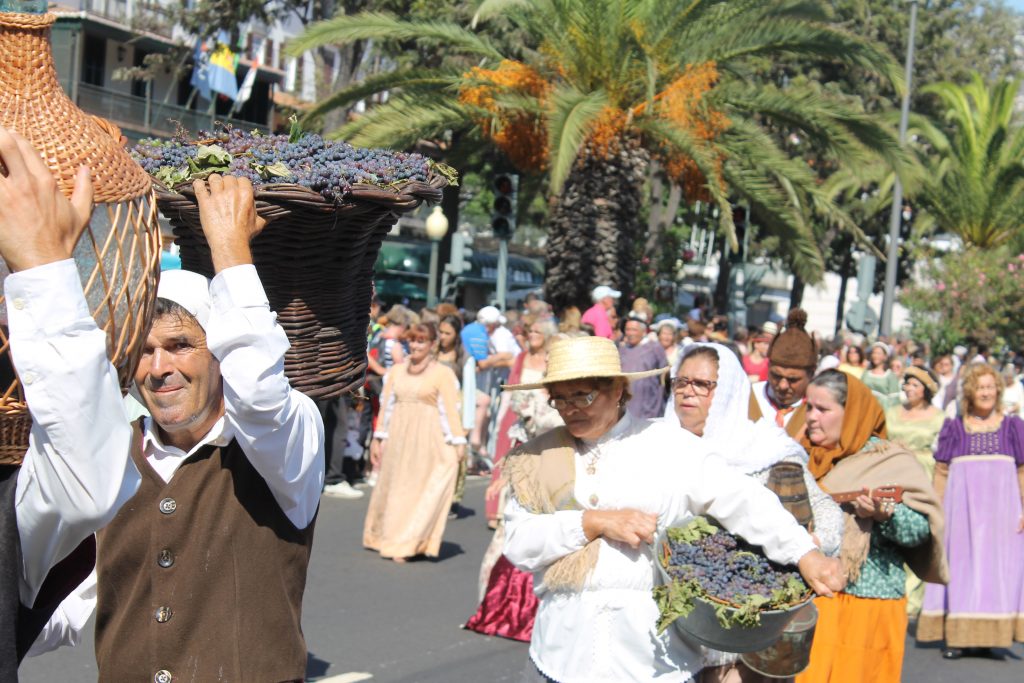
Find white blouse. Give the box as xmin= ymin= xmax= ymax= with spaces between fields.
xmin=504 ymin=413 xmax=817 ymax=683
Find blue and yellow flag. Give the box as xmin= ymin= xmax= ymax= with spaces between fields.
xmin=190 ymin=30 xmax=238 ymax=100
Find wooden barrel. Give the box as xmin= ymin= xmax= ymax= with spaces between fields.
xmin=766 ymin=462 xmax=813 ymax=529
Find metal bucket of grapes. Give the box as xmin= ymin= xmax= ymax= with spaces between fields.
xmin=740 ymin=602 xmax=818 ymax=678
xmin=135 ymin=126 xmax=456 ymax=400
xmin=653 ymin=519 xmax=814 ymax=654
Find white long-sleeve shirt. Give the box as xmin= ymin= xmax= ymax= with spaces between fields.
xmin=10 ymin=259 xmax=139 ymax=606
xmin=504 ymin=413 xmax=817 ymax=683
xmin=142 ymin=264 xmax=324 ymax=529
xmin=29 ymin=263 xmax=325 ymax=655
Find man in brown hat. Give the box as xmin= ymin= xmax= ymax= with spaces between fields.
xmin=749 ymin=309 xmax=818 ymax=438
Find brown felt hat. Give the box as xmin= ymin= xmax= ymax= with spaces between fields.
xmin=768 ymin=309 xmax=817 ymax=369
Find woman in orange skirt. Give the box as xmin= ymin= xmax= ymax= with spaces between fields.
xmin=796 ymin=371 xmax=948 ymax=683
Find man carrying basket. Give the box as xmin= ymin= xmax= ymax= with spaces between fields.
xmin=39 ymin=173 xmax=326 ymax=682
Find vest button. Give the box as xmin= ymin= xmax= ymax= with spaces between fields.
xmin=154 ymin=670 xmax=172 ymax=683
xmin=154 ymin=606 xmax=172 ymax=623
xmin=157 ymin=549 xmax=174 ymax=568
xmin=159 ymin=498 xmax=177 ymax=514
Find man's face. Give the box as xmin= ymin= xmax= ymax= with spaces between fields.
xmin=601 ymin=296 xmax=616 ymax=310
xmin=933 ymin=356 xmax=953 ymax=376
xmin=623 ymin=320 xmax=646 ymax=346
xmin=135 ymin=313 xmax=224 ymax=446
xmin=767 ymin=364 xmax=812 ymax=407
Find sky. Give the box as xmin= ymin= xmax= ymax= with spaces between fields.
xmin=1007 ymin=0 xmax=1024 ymax=11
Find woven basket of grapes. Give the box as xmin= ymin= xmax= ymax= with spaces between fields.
xmin=132 ymin=124 xmax=457 ymax=399
xmin=653 ymin=517 xmax=814 ymax=654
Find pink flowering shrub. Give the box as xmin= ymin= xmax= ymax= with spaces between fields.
xmin=903 ymin=247 xmax=1024 ymax=351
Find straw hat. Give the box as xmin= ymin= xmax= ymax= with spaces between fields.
xmin=502 ymin=336 xmax=668 ymax=390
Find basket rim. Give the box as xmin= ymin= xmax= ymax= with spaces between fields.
xmin=153 ymin=174 xmax=447 ymax=209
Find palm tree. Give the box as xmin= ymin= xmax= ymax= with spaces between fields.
xmin=912 ymin=73 xmax=1024 ymax=249
xmin=291 ymin=0 xmax=904 ymax=310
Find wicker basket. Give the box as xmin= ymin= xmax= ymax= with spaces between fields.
xmin=155 ymin=177 xmax=446 ymax=400
xmin=0 ymin=12 xmax=162 ymax=465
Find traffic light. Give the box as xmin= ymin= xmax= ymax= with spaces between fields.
xmin=446 ymin=231 xmax=474 ymax=276
xmin=491 ymin=173 xmax=518 ymax=240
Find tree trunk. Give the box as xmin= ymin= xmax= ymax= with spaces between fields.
xmin=645 ymin=171 xmax=682 ymax=259
xmin=713 ymin=239 xmax=731 ymax=315
xmin=543 ymin=141 xmax=648 ymax=313
xmin=834 ymin=248 xmax=853 ymax=336
xmin=790 ymin=275 xmax=805 ymax=310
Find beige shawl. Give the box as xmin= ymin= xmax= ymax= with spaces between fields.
xmin=504 ymin=426 xmax=600 ymax=592
xmin=820 ymin=439 xmax=949 ymax=585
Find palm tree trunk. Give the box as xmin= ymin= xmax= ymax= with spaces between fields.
xmin=543 ymin=141 xmax=649 ymax=313
xmin=790 ymin=275 xmax=805 ymax=309
xmin=834 ymin=248 xmax=853 ymax=336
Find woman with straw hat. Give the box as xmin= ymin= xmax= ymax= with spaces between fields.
xmin=500 ymin=336 xmax=847 ymax=683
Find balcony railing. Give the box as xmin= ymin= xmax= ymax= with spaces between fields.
xmin=85 ymin=0 xmax=176 ymax=39
xmin=76 ymin=82 xmax=268 ymax=138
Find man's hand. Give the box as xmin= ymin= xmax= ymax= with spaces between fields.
xmin=193 ymin=174 xmax=268 ymax=273
xmin=582 ymin=509 xmax=657 ymax=549
xmin=0 ymin=128 xmax=93 ymax=272
xmin=797 ymin=549 xmax=846 ymax=597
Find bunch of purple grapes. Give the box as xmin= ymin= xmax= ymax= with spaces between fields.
xmin=666 ymin=527 xmax=806 ymax=604
xmin=130 ymin=125 xmax=434 ymax=202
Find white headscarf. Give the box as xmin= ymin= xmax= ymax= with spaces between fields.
xmin=664 ymin=342 xmax=806 ymax=474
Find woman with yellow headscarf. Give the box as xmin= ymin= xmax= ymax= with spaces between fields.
xmin=795 ymin=370 xmax=948 ymax=683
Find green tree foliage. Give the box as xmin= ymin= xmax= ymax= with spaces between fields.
xmin=823 ymin=0 xmax=1021 ymax=117
xmin=912 ymin=74 xmax=1024 ymax=249
xmin=290 ymin=0 xmax=905 ymax=309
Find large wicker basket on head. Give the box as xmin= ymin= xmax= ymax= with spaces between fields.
xmin=0 ymin=12 xmax=162 ymax=465
xmin=155 ymin=175 xmax=447 ymax=400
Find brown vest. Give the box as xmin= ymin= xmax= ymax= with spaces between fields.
xmin=748 ymin=387 xmax=807 ymax=439
xmin=95 ymin=428 xmax=317 ymax=683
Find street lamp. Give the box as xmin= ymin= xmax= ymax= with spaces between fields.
xmin=425 ymin=205 xmax=449 ymax=306
xmin=881 ymin=0 xmax=920 ymax=337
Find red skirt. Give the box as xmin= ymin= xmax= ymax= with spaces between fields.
xmin=464 ymin=555 xmax=538 ymax=642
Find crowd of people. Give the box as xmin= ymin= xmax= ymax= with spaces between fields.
xmin=4 ymin=118 xmax=1021 ymax=681
xmin=309 ymin=279 xmax=1023 ymax=681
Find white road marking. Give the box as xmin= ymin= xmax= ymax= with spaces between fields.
xmin=317 ymin=673 xmax=373 ymax=683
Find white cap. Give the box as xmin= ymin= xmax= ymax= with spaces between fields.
xmin=953 ymin=345 xmax=968 ymax=357
xmin=592 ymin=285 xmax=622 ymax=302
xmin=157 ymin=269 xmax=212 ymax=331
xmin=653 ymin=318 xmax=682 ymax=332
xmin=477 ymin=305 xmax=507 ymax=325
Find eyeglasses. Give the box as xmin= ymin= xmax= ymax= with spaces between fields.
xmin=672 ymin=377 xmax=717 ymax=396
xmin=548 ymin=390 xmax=600 ymax=411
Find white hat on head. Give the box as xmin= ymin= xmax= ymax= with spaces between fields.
xmin=157 ymin=269 xmax=212 ymax=331
xmin=591 ymin=285 xmax=622 ymax=302
xmin=653 ymin=318 xmax=682 ymax=332
xmin=477 ymin=305 xmax=507 ymax=325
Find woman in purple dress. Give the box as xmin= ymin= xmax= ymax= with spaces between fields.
xmin=918 ymin=362 xmax=1024 ymax=659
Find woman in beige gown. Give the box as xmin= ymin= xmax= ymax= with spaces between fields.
xmin=364 ymin=322 xmax=467 ymax=562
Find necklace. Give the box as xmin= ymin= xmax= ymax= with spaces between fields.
xmin=586 ymin=450 xmax=600 ymax=476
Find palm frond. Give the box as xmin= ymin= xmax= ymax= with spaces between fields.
xmin=546 ymin=87 xmax=609 ymax=190
xmin=302 ymin=67 xmax=462 ymax=126
xmin=329 ymin=98 xmax=481 ymax=149
xmin=288 ymin=11 xmax=505 ymax=61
